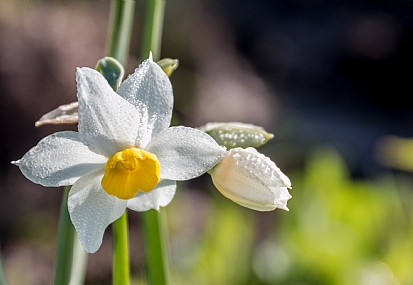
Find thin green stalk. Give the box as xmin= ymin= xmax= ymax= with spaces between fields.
xmin=69 ymin=235 xmax=87 ymax=285
xmin=141 ymin=0 xmax=166 ymax=60
xmin=141 ymin=210 xmax=170 ymax=285
xmin=140 ymin=2 xmax=169 ymax=284
xmin=53 ymin=186 xmax=76 ymax=285
xmin=112 ymin=211 xmax=130 ymax=285
xmin=52 ymin=2 xmax=135 ymax=285
xmin=106 ymin=2 xmax=136 ymax=283
xmin=106 ymin=0 xmax=136 ymax=66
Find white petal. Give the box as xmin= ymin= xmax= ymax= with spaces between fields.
xmin=12 ymin=131 xmax=107 ymax=187
xmin=76 ymin=67 xmax=140 ymax=156
xmin=68 ymin=168 xmax=127 ymax=253
xmin=116 ymin=54 xmax=173 ymax=148
xmin=127 ymin=179 xmax=176 ymax=211
xmin=209 ymin=147 xmax=292 ymax=211
xmin=274 ymin=187 xmax=292 ymax=211
xmin=146 ymin=126 xmax=226 ymax=180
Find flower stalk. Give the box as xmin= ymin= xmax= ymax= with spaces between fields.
xmin=53 ymin=186 xmax=76 ymax=285
xmin=141 ymin=0 xmax=165 ymax=61
xmin=140 ymin=1 xmax=170 ymax=285
xmin=112 ymin=211 xmax=130 ymax=285
xmin=106 ymin=0 xmax=135 ymax=66
xmin=53 ymin=0 xmax=136 ymax=282
xmin=141 ymin=210 xmax=170 ymax=285
xmin=69 ymin=234 xmax=88 ymax=285
xmin=106 ymin=1 xmax=136 ymax=284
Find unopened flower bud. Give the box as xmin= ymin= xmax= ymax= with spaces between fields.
xmin=156 ymin=58 xmax=179 ymax=77
xmin=209 ymin=147 xmax=291 ymax=211
xmin=199 ymin=122 xmax=274 ymax=149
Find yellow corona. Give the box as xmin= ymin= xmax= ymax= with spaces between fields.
xmin=101 ymin=148 xmax=160 ymax=200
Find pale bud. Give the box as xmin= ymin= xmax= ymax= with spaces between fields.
xmin=199 ymin=122 xmax=274 ymax=149
xmin=209 ymin=147 xmax=291 ymax=211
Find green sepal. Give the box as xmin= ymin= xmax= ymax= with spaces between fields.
xmin=199 ymin=122 xmax=274 ymax=149
xmin=95 ymin=57 xmax=125 ymax=91
xmin=156 ymin=58 xmax=179 ymax=77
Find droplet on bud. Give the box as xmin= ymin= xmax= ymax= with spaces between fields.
xmin=199 ymin=122 xmax=274 ymax=149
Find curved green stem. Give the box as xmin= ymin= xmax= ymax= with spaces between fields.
xmin=53 ymin=186 xmax=76 ymax=285
xmin=140 ymin=1 xmax=169 ymax=285
xmin=106 ymin=0 xmax=136 ymax=66
xmin=69 ymin=235 xmax=87 ymax=285
xmin=141 ymin=0 xmax=166 ymax=61
xmin=52 ymin=2 xmax=135 ymax=285
xmin=106 ymin=2 xmax=136 ymax=283
xmin=112 ymin=211 xmax=130 ymax=285
xmin=141 ymin=210 xmax=170 ymax=285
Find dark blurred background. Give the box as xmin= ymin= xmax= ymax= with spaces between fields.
xmin=1 ymin=1 xmax=413 ymax=284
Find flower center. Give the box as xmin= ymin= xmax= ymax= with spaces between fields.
xmin=101 ymin=148 xmax=160 ymax=200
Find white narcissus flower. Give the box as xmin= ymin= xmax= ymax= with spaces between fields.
xmin=209 ymin=147 xmax=291 ymax=211
xmin=12 ymin=54 xmax=225 ymax=253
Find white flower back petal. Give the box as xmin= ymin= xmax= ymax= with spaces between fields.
xmin=146 ymin=126 xmax=226 ymax=180
xmin=68 ymin=168 xmax=127 ymax=253
xmin=116 ymin=54 xmax=173 ymax=148
xmin=209 ymin=147 xmax=292 ymax=211
xmin=127 ymin=179 xmax=176 ymax=212
xmin=12 ymin=131 xmax=107 ymax=187
xmin=76 ymin=67 xmax=140 ymax=156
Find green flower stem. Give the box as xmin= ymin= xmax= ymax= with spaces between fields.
xmin=53 ymin=186 xmax=76 ymax=285
xmin=140 ymin=2 xmax=169 ymax=285
xmin=141 ymin=210 xmax=170 ymax=285
xmin=106 ymin=1 xmax=136 ymax=284
xmin=112 ymin=211 xmax=130 ymax=285
xmin=52 ymin=2 xmax=135 ymax=284
xmin=141 ymin=0 xmax=166 ymax=60
xmin=106 ymin=0 xmax=136 ymax=66
xmin=69 ymin=235 xmax=87 ymax=285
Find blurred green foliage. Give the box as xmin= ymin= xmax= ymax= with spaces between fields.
xmin=161 ymin=147 xmax=413 ymax=285
xmin=278 ymin=148 xmax=413 ymax=285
